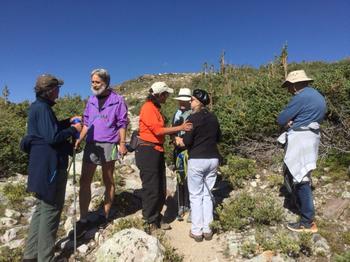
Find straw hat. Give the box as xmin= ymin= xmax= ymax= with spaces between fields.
xmin=174 ymin=88 xmax=191 ymax=101
xmin=282 ymin=70 xmax=313 ymax=87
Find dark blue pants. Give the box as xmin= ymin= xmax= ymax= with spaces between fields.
xmin=295 ymin=181 xmax=315 ymax=226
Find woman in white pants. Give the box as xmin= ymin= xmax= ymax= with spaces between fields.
xmin=176 ymin=89 xmax=221 ymax=242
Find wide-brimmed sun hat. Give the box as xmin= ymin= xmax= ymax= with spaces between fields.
xmin=282 ymin=70 xmax=313 ymax=87
xmin=174 ymin=88 xmax=191 ymax=101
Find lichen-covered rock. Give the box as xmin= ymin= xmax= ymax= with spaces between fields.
xmin=95 ymin=228 xmax=164 ymax=262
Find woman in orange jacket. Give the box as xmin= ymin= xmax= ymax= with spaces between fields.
xmin=135 ymin=82 xmax=192 ymax=233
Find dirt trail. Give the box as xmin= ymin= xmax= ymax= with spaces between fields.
xmin=165 ymin=213 xmax=229 ymax=262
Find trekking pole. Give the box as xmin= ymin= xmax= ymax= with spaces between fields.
xmin=72 ymin=147 xmax=77 ymax=258
xmin=176 ymin=177 xmax=183 ymax=221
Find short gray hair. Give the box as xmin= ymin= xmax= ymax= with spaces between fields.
xmin=91 ymin=68 xmax=110 ymax=87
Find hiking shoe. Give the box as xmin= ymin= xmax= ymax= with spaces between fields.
xmin=287 ymin=222 xmax=318 ymax=233
xmin=203 ymin=231 xmax=213 ymax=241
xmin=70 ymin=220 xmax=90 ymax=240
xmin=160 ymin=222 xmax=172 ymax=230
xmin=94 ymin=215 xmax=112 ymax=229
xmin=189 ymin=231 xmax=203 ymax=242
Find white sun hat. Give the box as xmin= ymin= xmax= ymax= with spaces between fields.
xmin=282 ymin=70 xmax=313 ymax=87
xmin=173 ymin=88 xmax=192 ymax=101
xmin=151 ymin=82 xmax=174 ymax=94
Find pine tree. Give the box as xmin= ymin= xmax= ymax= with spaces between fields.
xmin=2 ymin=85 xmax=9 ymax=104
xmin=280 ymin=44 xmax=288 ymax=79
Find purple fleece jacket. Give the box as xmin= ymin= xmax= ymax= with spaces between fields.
xmin=83 ymin=91 xmax=128 ymax=143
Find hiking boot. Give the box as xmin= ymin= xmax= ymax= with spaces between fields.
xmin=189 ymin=231 xmax=203 ymax=242
xmin=160 ymin=222 xmax=172 ymax=230
xmin=203 ymin=231 xmax=213 ymax=241
xmin=70 ymin=220 xmax=90 ymax=240
xmin=287 ymin=222 xmax=318 ymax=233
xmin=94 ymin=215 xmax=112 ymax=229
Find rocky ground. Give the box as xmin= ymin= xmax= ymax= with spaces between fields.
xmin=1 ymin=150 xmax=349 ymax=261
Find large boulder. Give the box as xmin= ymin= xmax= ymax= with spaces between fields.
xmin=95 ymin=228 xmax=164 ymax=262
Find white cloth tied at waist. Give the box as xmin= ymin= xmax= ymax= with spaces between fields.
xmin=282 ymin=122 xmax=321 ymax=183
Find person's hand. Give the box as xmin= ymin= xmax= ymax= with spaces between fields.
xmin=175 ymin=137 xmax=185 ymax=147
xmin=118 ymin=143 xmax=128 ymax=157
xmin=181 ymin=120 xmax=193 ymax=132
xmin=75 ymin=139 xmax=82 ymax=149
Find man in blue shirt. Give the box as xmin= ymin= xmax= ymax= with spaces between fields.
xmin=172 ymin=88 xmax=192 ymax=221
xmin=278 ymin=70 xmax=326 ymax=233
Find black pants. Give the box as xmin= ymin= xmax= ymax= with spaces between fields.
xmin=135 ymin=145 xmax=166 ymax=225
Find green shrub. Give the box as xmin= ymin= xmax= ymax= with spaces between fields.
xmin=2 ymin=182 xmax=30 ymax=207
xmin=335 ymin=251 xmax=350 ymax=262
xmin=219 ymin=155 xmax=256 ymax=188
xmin=299 ymin=232 xmax=313 ymax=256
xmin=252 ymin=195 xmax=284 ymax=225
xmin=157 ymin=233 xmax=184 ymax=262
xmin=275 ymin=231 xmax=300 ymax=257
xmin=266 ymin=174 xmax=284 ymax=188
xmin=0 ymin=246 xmax=22 ymax=262
xmin=212 ymin=193 xmax=283 ymax=232
xmin=256 ymin=229 xmax=300 ymax=258
xmin=212 ymin=192 xmax=255 ymax=231
xmin=53 ymin=95 xmax=86 ymax=120
xmin=241 ymin=241 xmax=258 ymax=258
xmin=0 ymin=101 xmax=28 ymax=177
xmin=341 ymin=231 xmax=350 ymax=245
xmin=313 ymin=151 xmax=350 ymax=181
xmin=112 ymin=217 xmax=144 ymax=233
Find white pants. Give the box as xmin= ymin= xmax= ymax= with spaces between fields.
xmin=188 ymin=158 xmax=218 ymax=235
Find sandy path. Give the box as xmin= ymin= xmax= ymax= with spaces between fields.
xmin=165 ymin=214 xmax=229 ymax=262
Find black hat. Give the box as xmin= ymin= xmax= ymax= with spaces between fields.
xmin=193 ymin=89 xmax=210 ymax=106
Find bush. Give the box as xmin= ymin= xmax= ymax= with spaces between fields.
xmin=299 ymin=232 xmax=313 ymax=256
xmin=2 ymin=182 xmax=30 ymax=208
xmin=241 ymin=241 xmax=258 ymax=258
xmin=111 ymin=217 xmax=144 ymax=233
xmin=313 ymin=150 xmax=350 ymax=181
xmin=0 ymin=246 xmax=22 ymax=262
xmin=256 ymin=229 xmax=303 ymax=258
xmin=219 ymin=155 xmax=256 ymax=188
xmin=0 ymin=101 xmax=28 ymax=177
xmin=266 ymin=174 xmax=284 ymax=188
xmin=191 ymin=59 xmax=350 ymax=159
xmin=212 ymin=192 xmax=283 ymax=232
xmin=335 ymin=251 xmax=350 ymax=262
xmin=53 ymin=94 xmax=86 ymax=120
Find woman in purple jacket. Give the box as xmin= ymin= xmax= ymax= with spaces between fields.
xmin=74 ymin=68 xmax=128 ymax=238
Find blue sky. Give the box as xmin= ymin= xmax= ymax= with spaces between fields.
xmin=1 ymin=0 xmax=349 ymax=102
